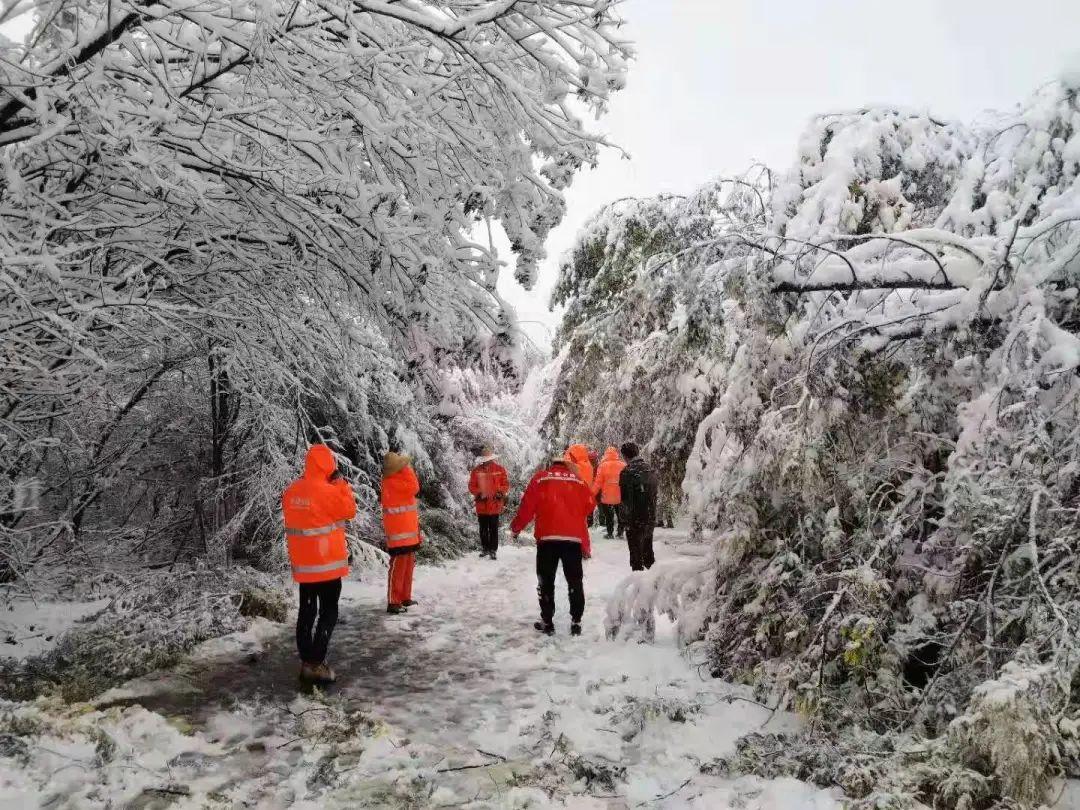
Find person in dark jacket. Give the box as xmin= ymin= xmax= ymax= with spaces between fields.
xmin=618 ymin=442 xmax=658 ymax=571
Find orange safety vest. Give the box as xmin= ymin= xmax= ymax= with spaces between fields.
xmin=282 ymin=445 xmax=356 ymax=583
xmin=381 ymin=464 xmax=422 ymax=555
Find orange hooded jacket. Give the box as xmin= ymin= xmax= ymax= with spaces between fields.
xmin=282 ymin=445 xmax=356 ymax=583
xmin=592 ymin=447 xmax=626 ymax=505
xmin=564 ymin=444 xmax=594 ymax=489
xmin=381 ymin=461 xmax=422 ymax=555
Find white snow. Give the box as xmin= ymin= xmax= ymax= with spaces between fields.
xmin=0 ymin=530 xmax=838 ymax=808
xmin=0 ymin=598 xmax=110 ymax=660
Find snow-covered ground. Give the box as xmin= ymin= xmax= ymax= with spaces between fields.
xmin=0 ymin=529 xmax=841 ymax=808
xmin=1 ymin=598 xmax=110 ymax=660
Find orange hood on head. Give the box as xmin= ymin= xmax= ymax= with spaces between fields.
xmin=564 ymin=443 xmax=594 ymax=485
xmin=303 ymin=444 xmax=337 ymax=480
xmin=602 ymin=446 xmax=620 ymax=462
xmin=566 ymin=444 xmax=590 ymax=465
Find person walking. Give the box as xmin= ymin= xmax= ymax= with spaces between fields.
xmin=469 ymin=446 xmax=510 ymax=559
xmin=618 ymin=442 xmax=658 ymax=571
xmin=592 ymin=446 xmax=626 ymax=539
xmin=381 ymin=452 xmax=422 ymax=614
xmin=282 ymin=444 xmax=356 ymax=684
xmin=564 ymin=443 xmax=596 ymax=556
xmin=510 ymin=454 xmax=594 ymax=636
xmin=564 ymin=443 xmax=595 ymax=490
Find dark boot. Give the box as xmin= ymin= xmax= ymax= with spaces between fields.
xmin=387 ymin=604 xmax=407 ymax=614
xmin=402 ymin=599 xmax=417 ymax=607
xmin=570 ymin=623 xmax=582 ymax=637
xmin=310 ymin=663 xmax=337 ymax=684
xmin=533 ymin=620 xmax=555 ymax=636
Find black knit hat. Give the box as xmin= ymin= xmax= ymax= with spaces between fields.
xmin=620 ymin=442 xmax=639 ymax=459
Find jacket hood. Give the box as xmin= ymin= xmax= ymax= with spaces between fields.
xmin=475 ymin=454 xmax=498 ymax=466
xmin=304 ymin=444 xmax=337 ymax=480
xmin=566 ymin=444 xmax=590 ymax=464
xmin=602 ymin=447 xmax=620 ymax=461
xmin=383 ymin=452 xmax=411 ymax=477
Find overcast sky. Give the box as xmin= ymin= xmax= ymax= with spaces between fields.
xmin=499 ymin=0 xmax=1080 ymax=349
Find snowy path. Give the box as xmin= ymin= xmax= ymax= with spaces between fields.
xmin=2 ymin=530 xmax=841 ymax=809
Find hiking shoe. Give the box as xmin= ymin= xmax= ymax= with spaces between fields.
xmin=387 ymin=604 xmax=407 ymax=614
xmin=402 ymin=599 xmax=417 ymax=607
xmin=570 ymin=623 xmax=582 ymax=637
xmin=604 ymin=534 xmax=613 ymax=540
xmin=489 ymin=551 xmax=497 ymax=560
xmin=310 ymin=664 xmax=336 ymax=684
xmin=299 ymin=662 xmax=317 ymax=681
xmin=533 ymin=621 xmax=555 ymax=636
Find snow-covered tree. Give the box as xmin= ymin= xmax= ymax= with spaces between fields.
xmin=539 ymin=170 xmax=770 ymax=521
xmin=0 ymin=0 xmax=630 ymax=580
xmin=566 ymin=81 xmax=1080 ymax=807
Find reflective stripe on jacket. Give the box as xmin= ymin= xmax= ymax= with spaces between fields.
xmin=592 ymin=447 xmax=626 ymax=505
xmin=469 ymin=460 xmax=510 ymax=516
xmin=382 ymin=464 xmax=422 ymax=555
xmin=510 ymin=461 xmax=593 ymax=545
xmin=282 ymin=444 xmax=356 ymax=584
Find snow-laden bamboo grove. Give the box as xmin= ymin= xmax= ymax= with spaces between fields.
xmin=0 ymin=0 xmax=627 ymax=581
xmin=547 ymin=80 xmax=1080 ymax=807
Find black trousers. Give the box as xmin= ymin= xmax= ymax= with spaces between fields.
xmin=296 ymin=578 xmax=342 ymax=664
xmin=626 ymin=522 xmax=655 ymax=571
xmin=536 ymin=541 xmax=584 ymax=623
xmin=597 ymin=503 xmax=623 ymax=537
xmin=478 ymin=514 xmax=500 ymax=554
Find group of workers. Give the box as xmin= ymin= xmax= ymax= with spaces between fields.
xmin=281 ymin=441 xmax=658 ymax=684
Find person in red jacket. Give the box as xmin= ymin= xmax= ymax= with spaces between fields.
xmin=282 ymin=444 xmax=357 ymax=684
xmin=510 ymin=455 xmax=594 ymax=636
xmin=468 ymin=446 xmax=510 ymax=560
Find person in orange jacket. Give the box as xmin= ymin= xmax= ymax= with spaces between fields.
xmin=564 ymin=443 xmax=596 ymax=555
xmin=564 ymin=443 xmax=594 ymax=489
xmin=282 ymin=444 xmax=357 ymax=684
xmin=381 ymin=452 xmax=422 ymax=614
xmin=511 ymin=454 xmax=594 ymax=636
xmin=469 ymin=445 xmax=510 ymax=560
xmin=592 ymin=446 xmax=627 ymax=540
